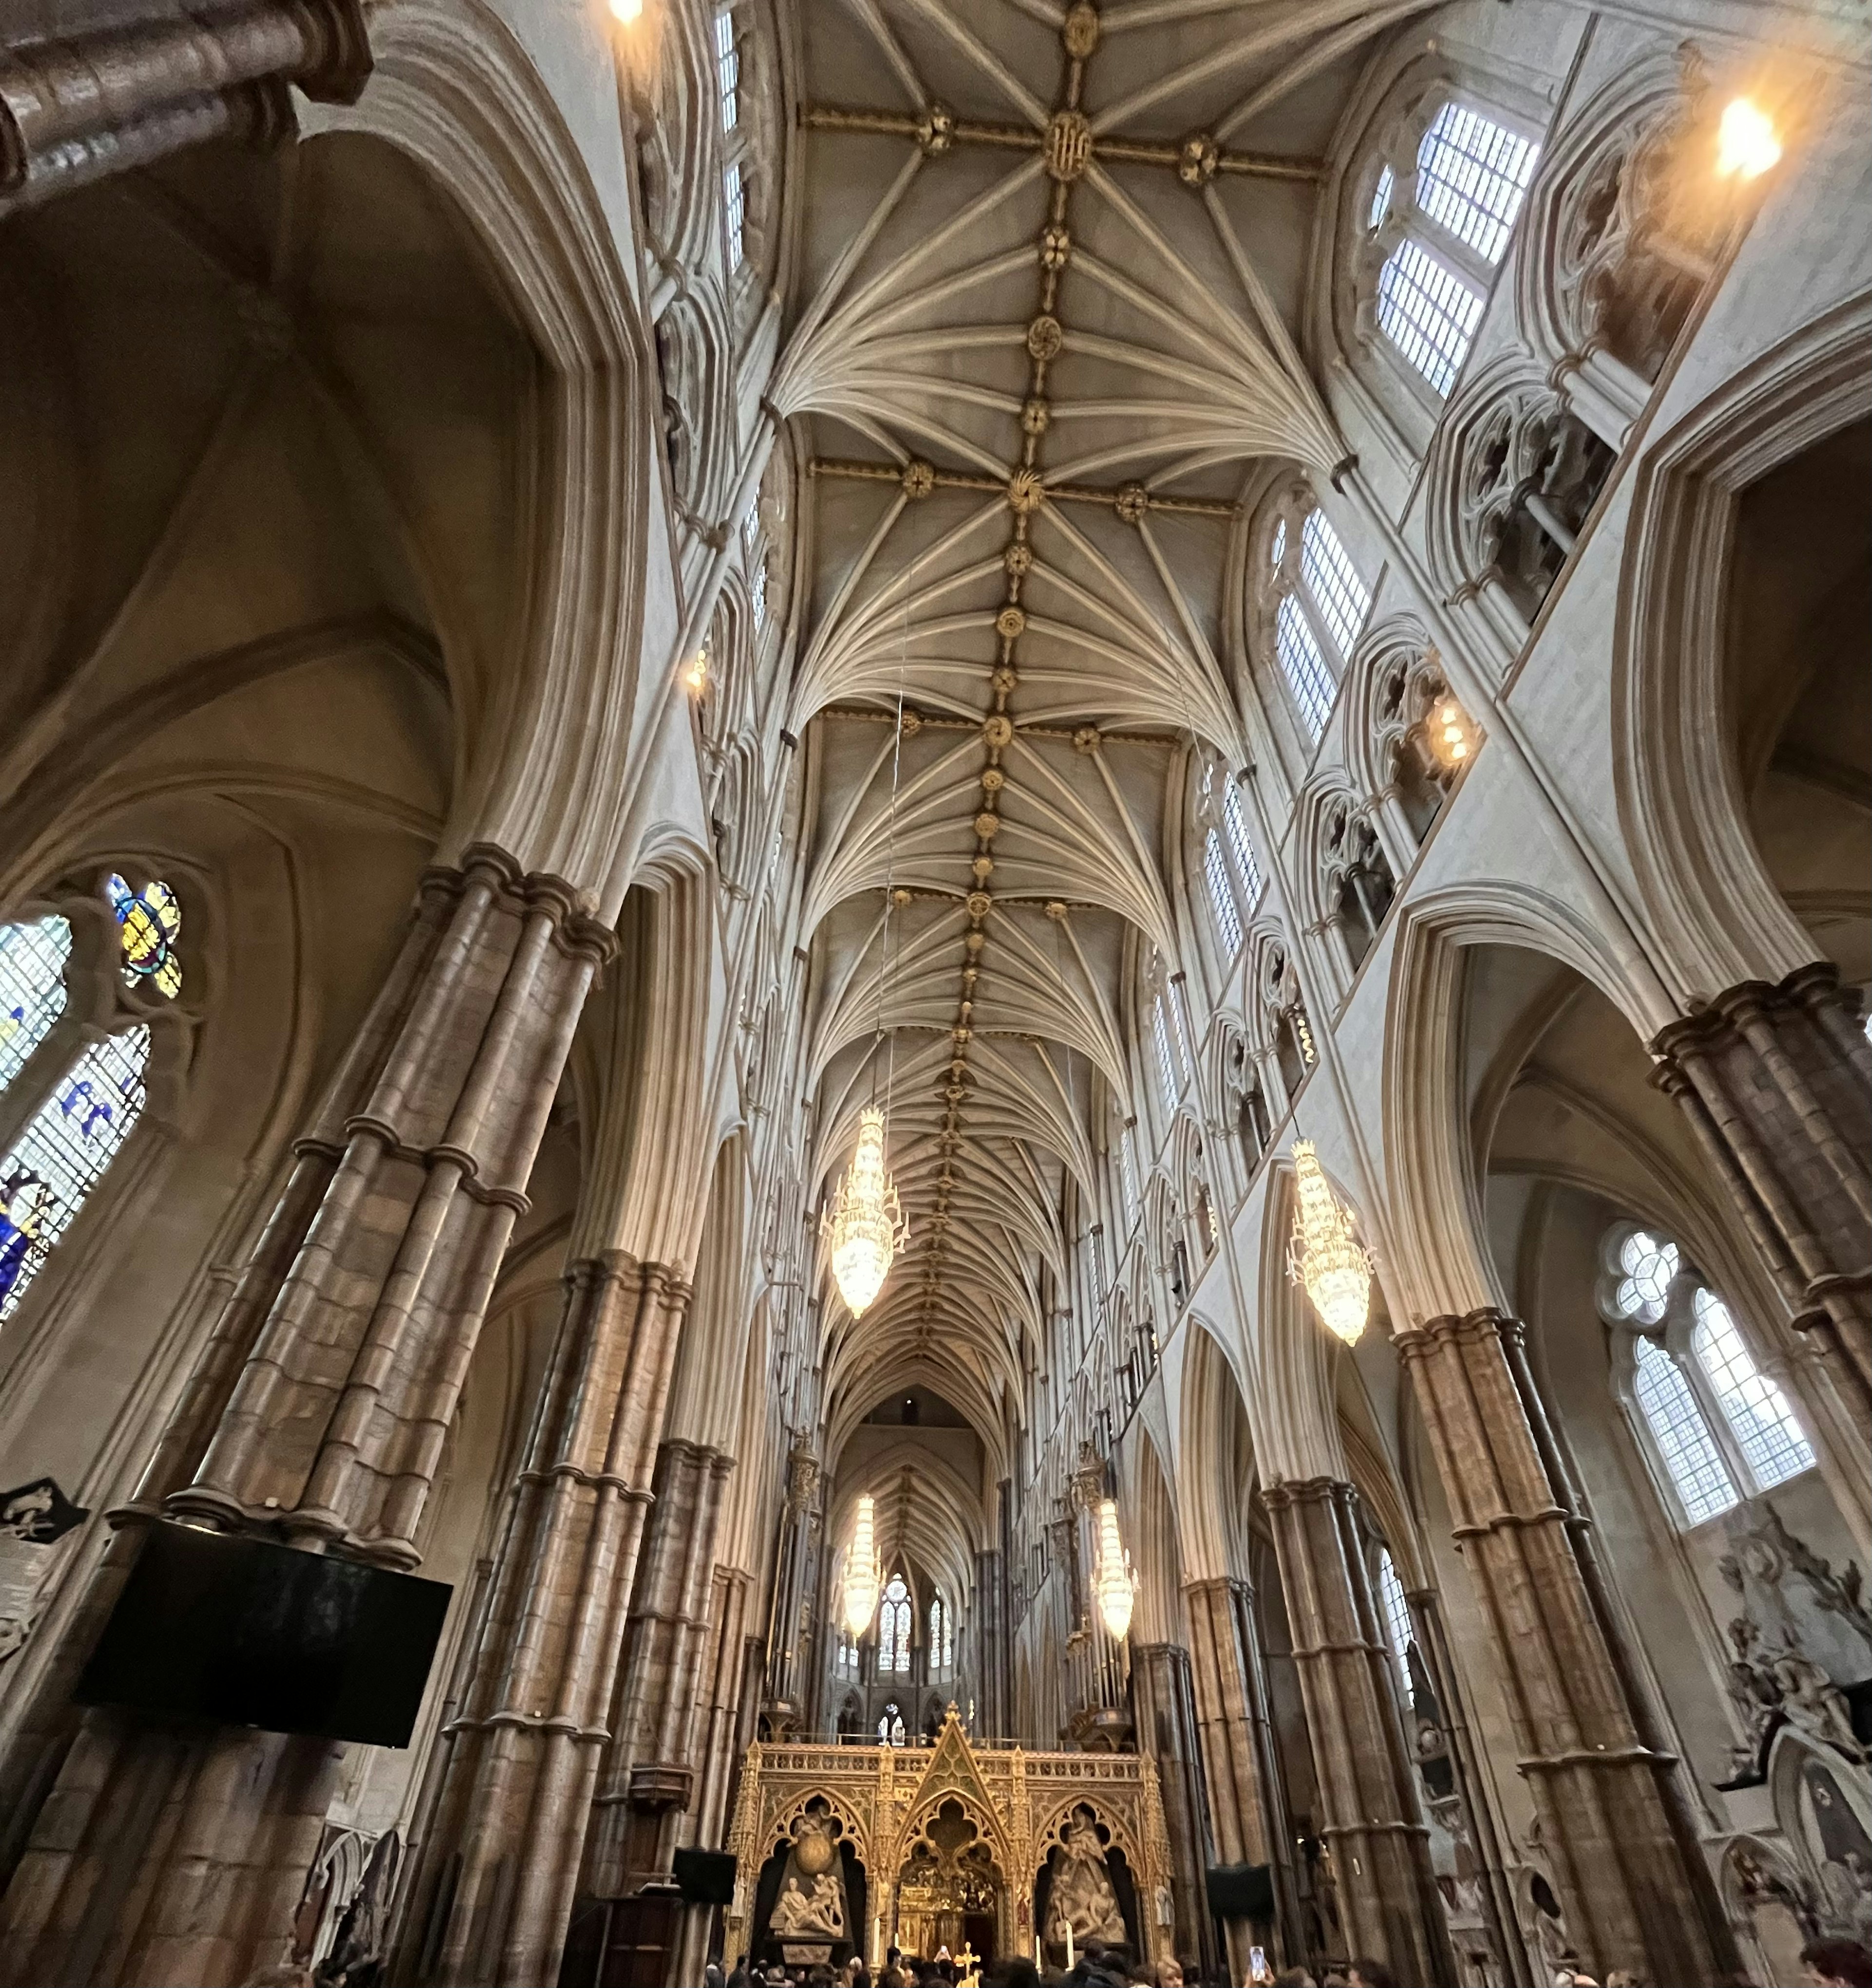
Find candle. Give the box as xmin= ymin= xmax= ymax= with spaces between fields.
xmin=1066 ymin=1922 xmax=1075 ymax=1971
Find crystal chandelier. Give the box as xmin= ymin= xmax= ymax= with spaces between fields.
xmin=1287 ymin=1139 xmax=1373 ymax=1346
xmin=1093 ymin=1498 xmax=1138 ymax=1641
xmin=825 ymin=1105 xmax=907 ymax=1317
xmin=840 ymin=1492 xmax=883 ymax=1638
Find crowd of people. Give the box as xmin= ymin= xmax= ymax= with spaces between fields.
xmin=701 ymin=1930 xmax=1872 ymax=1988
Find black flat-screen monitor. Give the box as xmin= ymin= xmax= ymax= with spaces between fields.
xmin=674 ymin=1848 xmax=738 ymax=1904
xmin=76 ymin=1520 xmax=451 ymax=1747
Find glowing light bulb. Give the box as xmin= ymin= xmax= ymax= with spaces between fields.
xmin=683 ymin=651 xmax=708 ymax=693
xmin=1716 ymin=97 xmax=1780 ymax=179
xmin=610 ymin=0 xmax=644 ymax=20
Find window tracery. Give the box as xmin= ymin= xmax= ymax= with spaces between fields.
xmin=1377 ymin=1545 xmax=1415 ymax=1672
xmin=1601 ymin=1224 xmax=1815 ymax=1527
xmin=878 ymin=1572 xmax=912 ymax=1673
xmin=1358 ymin=96 xmax=1540 ymax=401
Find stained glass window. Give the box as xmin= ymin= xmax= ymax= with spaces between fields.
xmin=878 ymin=1573 xmax=911 ymax=1673
xmin=104 ymin=873 xmax=182 ymax=999
xmin=1632 ymin=1335 xmax=1737 ymax=1525
xmin=1693 ymin=1289 xmax=1814 ymax=1489
xmin=1276 ymin=594 xmax=1334 ymax=739
xmin=1301 ymin=511 xmax=1371 ymax=662
xmin=1377 ymin=1547 xmax=1414 ymax=1668
xmin=1204 ymin=832 xmax=1242 ymax=958
xmin=929 ymin=1595 xmax=954 ymax=1673
xmin=0 ymin=917 xmax=71 ymax=1095
xmin=723 ymin=162 xmax=746 ymax=271
xmin=0 ymin=1025 xmax=149 ymax=1321
xmin=1377 ymin=239 xmax=1483 ymax=398
xmin=1415 ymin=104 xmax=1539 ymax=267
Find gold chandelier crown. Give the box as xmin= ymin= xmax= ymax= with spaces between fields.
xmin=1286 ymin=1139 xmax=1373 ymax=1345
xmin=825 ymin=1105 xmax=908 ymax=1317
xmin=840 ymin=1492 xmax=883 ymax=1637
xmin=1093 ymin=1497 xmax=1138 ymax=1641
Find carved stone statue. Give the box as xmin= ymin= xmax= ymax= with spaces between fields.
xmin=771 ymin=1866 xmax=846 ymax=1939
xmin=1050 ymin=1810 xmax=1127 ymax=1948
xmin=770 ymin=1817 xmax=847 ymax=1941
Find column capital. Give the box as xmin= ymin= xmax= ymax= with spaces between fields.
xmin=1393 ymin=1305 xmax=1524 ymax=1360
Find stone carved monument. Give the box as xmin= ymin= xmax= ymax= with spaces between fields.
xmin=1048 ymin=1807 xmax=1127 ymax=1950
xmin=1719 ymin=1504 xmax=1872 ymax=1777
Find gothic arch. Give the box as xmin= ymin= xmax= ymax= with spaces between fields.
xmin=1612 ymin=294 xmax=1872 ymax=998
xmin=304 ymin=0 xmax=660 ymax=903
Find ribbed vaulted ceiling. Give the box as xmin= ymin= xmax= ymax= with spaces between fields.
xmin=786 ymin=0 xmax=1404 ymax=1467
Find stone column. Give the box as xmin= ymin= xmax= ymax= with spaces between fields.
xmin=1184 ymin=1574 xmax=1299 ymax=1975
xmin=1395 ymin=1307 xmax=1740 ymax=1984
xmin=0 ymin=0 xmax=370 ymax=213
xmin=671 ymin=1564 xmax=754 ymax=1983
xmin=973 ymin=1546 xmax=1009 ymax=1738
xmin=0 ymin=849 xmax=608 ymax=1988
xmin=760 ymin=1442 xmax=820 ymax=1736
xmin=388 ymin=1255 xmax=690 ymax=1988
xmin=1405 ymin=1584 xmax=1532 ymax=1988
xmin=1651 ymin=965 xmax=1872 ymax=1413
xmin=1130 ymin=1641 xmax=1219 ymax=1981
xmin=583 ymin=1441 xmax=733 ymax=1894
xmin=1262 ymin=1478 xmax=1455 ymax=1988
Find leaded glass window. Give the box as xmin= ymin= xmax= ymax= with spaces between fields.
xmin=1377 ymin=1546 xmax=1414 ymax=1668
xmin=713 ymin=10 xmax=740 ymax=133
xmin=1376 ymin=239 xmax=1483 ymax=398
xmin=1631 ymin=1335 xmax=1738 ymax=1525
xmin=723 ymin=162 xmax=746 ymax=271
xmin=1276 ymin=594 xmax=1334 ymax=739
xmin=1414 ymin=104 xmax=1539 ymax=267
xmin=1692 ymin=1288 xmax=1815 ymax=1489
xmin=1606 ymin=1222 xmax=1814 ymax=1525
xmin=1151 ymin=995 xmax=1178 ymax=1113
xmin=1222 ymin=784 xmax=1261 ymax=905
xmin=1300 ymin=511 xmax=1371 ymax=662
xmin=1204 ymin=832 xmax=1242 ymax=958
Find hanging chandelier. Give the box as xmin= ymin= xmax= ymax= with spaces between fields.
xmin=1093 ymin=1498 xmax=1138 ymax=1641
xmin=1286 ymin=1139 xmax=1373 ymax=1346
xmin=840 ymin=1492 xmax=883 ymax=1638
xmin=825 ymin=1105 xmax=907 ymax=1317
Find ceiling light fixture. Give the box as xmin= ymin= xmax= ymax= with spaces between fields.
xmin=826 ymin=1106 xmax=907 ymax=1316
xmin=1287 ymin=1139 xmax=1373 ymax=1346
xmin=840 ymin=1492 xmax=883 ymax=1637
xmin=1093 ymin=1498 xmax=1138 ymax=1641
xmin=1429 ymin=697 xmax=1474 ymax=768
xmin=1716 ymin=97 xmax=1780 ymax=179
xmin=609 ymin=0 xmax=644 ymax=22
